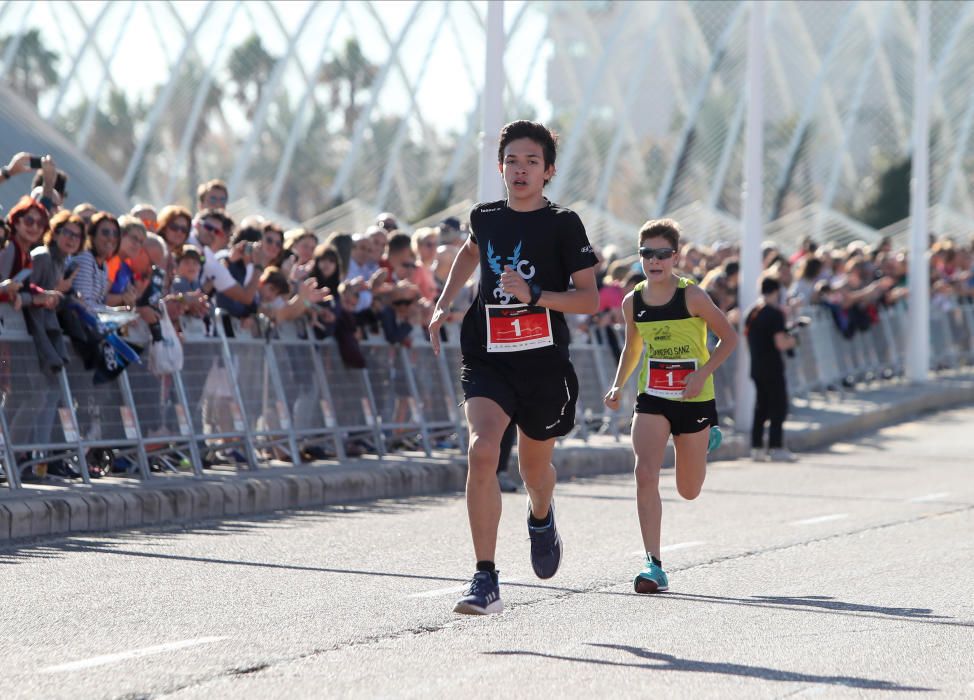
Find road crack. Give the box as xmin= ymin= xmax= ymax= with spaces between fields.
xmin=151 ymin=504 xmax=972 ymax=697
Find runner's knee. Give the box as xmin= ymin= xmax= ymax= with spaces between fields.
xmin=633 ymin=460 xmax=662 ymax=489
xmin=676 ymin=475 xmax=704 ymax=500
xmin=517 ymin=459 xmax=551 ymax=484
xmin=468 ymin=433 xmax=501 ymax=472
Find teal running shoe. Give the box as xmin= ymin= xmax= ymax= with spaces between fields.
xmin=634 ymin=557 xmax=669 ymax=594
xmin=707 ymin=425 xmax=722 ymax=454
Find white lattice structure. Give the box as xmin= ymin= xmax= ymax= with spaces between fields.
xmin=879 ymin=204 xmax=974 ymax=249
xmin=1 ymin=1 xmax=972 ymax=250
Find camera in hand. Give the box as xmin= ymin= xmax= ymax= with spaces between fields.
xmin=785 ymin=316 xmax=811 ymax=357
xmin=29 ymin=155 xmax=42 ymax=169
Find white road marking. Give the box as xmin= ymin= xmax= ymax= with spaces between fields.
xmin=41 ymin=637 xmax=226 ymax=673
xmin=791 ymin=513 xmax=849 ymax=526
xmin=409 ymin=578 xmax=522 ymax=599
xmin=630 ymin=541 xmax=706 ymax=557
xmin=909 ymin=492 xmax=950 ymax=503
xmin=662 ymin=541 xmax=706 ymax=552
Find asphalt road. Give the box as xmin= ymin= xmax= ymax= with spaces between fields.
xmin=1 ymin=407 xmax=973 ymax=699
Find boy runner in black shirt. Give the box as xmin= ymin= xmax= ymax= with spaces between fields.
xmin=429 ymin=120 xmax=599 ymax=614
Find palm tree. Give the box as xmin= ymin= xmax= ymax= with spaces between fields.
xmin=159 ymin=57 xmax=225 ymax=203
xmin=0 ymin=29 xmax=60 ymax=107
xmin=279 ymin=103 xmax=337 ymax=220
xmin=226 ymin=34 xmax=275 ymax=120
xmin=320 ymin=38 xmax=377 ymax=132
xmin=57 ymin=89 xmax=141 ymax=181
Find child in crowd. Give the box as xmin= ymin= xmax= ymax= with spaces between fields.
xmin=171 ymin=246 xmax=202 ymax=295
xmin=257 ymin=267 xmax=292 ymax=322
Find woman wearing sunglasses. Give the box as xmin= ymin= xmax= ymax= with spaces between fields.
xmin=0 ymin=196 xmax=57 ymax=311
xmin=12 ymin=209 xmax=81 ymax=374
xmin=71 ymin=212 xmax=122 ymax=313
xmin=16 ymin=211 xmax=85 ymax=477
xmin=603 ymin=218 xmax=737 ymax=595
xmin=158 ymin=205 xmax=193 ymax=289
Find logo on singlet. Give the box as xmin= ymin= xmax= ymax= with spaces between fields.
xmin=653 ymin=325 xmax=672 ymax=341
xmin=487 ymin=240 xmax=536 ymax=305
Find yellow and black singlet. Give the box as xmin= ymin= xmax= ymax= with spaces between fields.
xmin=633 ymin=278 xmax=714 ymax=403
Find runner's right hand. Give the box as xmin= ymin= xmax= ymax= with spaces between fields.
xmin=603 ymin=386 xmax=622 ymax=411
xmin=428 ymin=304 xmax=447 ymax=355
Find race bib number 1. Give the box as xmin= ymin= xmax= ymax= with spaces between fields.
xmin=646 ymin=358 xmax=697 ymax=398
xmin=486 ymin=304 xmax=554 ymax=353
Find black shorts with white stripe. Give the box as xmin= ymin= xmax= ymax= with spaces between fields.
xmin=460 ymin=355 xmax=578 ymax=441
xmin=634 ymin=393 xmax=718 ymax=436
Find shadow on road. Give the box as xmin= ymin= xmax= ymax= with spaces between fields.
xmin=0 ymin=496 xmax=454 ymax=566
xmin=486 ymin=644 xmax=934 ymax=691
xmin=650 ymin=591 xmax=974 ymax=630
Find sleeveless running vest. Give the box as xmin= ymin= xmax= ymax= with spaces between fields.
xmin=633 ymin=278 xmax=714 ymax=403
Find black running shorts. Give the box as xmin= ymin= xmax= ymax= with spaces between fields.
xmin=460 ymin=356 xmax=578 ymax=441
xmin=634 ymin=393 xmax=718 ymax=436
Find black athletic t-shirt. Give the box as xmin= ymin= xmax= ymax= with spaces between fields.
xmin=745 ymin=303 xmax=787 ymax=381
xmin=460 ymin=199 xmax=597 ymax=367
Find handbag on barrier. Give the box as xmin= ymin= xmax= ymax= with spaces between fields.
xmin=60 ymin=298 xmax=141 ymax=384
xmin=148 ymin=307 xmax=184 ymax=376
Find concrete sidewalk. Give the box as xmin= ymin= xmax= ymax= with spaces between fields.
xmin=2 ymin=372 xmax=973 ymax=544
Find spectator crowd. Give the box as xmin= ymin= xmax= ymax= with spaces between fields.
xmin=1 ymin=149 xmax=967 ymax=479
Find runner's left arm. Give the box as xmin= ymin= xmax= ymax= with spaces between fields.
xmin=500 ymin=265 xmax=599 ymax=315
xmin=682 ymin=284 xmax=738 ymax=399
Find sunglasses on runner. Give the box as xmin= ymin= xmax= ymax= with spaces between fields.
xmin=638 ymin=247 xmax=676 ymax=261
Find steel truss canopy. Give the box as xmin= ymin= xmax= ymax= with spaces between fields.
xmin=1 ymin=1 xmax=971 ymax=249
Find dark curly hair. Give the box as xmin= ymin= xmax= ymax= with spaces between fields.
xmin=497 ymin=120 xmax=558 ymax=172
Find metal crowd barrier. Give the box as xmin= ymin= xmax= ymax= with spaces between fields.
xmin=1 ymin=301 xmax=971 ymax=491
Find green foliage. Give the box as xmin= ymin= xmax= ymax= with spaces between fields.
xmin=227 ymin=34 xmax=276 ymax=119
xmin=0 ymin=29 xmax=59 ymax=107
xmin=320 ymin=38 xmax=378 ymax=132
xmin=56 ymin=89 xmax=142 ymax=182
xmin=414 ymin=183 xmax=455 ymax=223
xmin=854 ymin=156 xmax=911 ymax=230
xmin=3 ymin=25 xmax=462 ymax=222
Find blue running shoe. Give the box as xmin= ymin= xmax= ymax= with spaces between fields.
xmin=453 ymin=570 xmax=502 ymax=615
xmin=634 ymin=557 xmax=669 ymax=594
xmin=528 ymin=503 xmax=563 ymax=579
xmin=707 ymin=425 xmax=722 ymax=454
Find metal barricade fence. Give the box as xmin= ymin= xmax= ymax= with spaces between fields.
xmin=215 ymin=313 xmax=299 ymax=465
xmin=959 ymin=305 xmax=974 ymax=365
xmin=313 ymin=335 xmax=384 ymax=455
xmin=570 ymin=335 xmax=616 ymax=440
xmin=359 ymin=338 xmax=431 ymax=455
xmin=0 ymin=308 xmax=84 ymax=488
xmin=179 ymin=314 xmax=256 ymax=469
xmin=61 ymin=342 xmax=151 ymax=481
xmin=269 ymin=322 xmax=346 ymax=461
xmin=124 ymin=347 xmax=203 ymax=476
xmin=1 ymin=301 xmax=970 ymax=491
xmin=401 ymin=341 xmax=464 ymax=449
xmin=439 ymin=326 xmax=468 ymax=448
